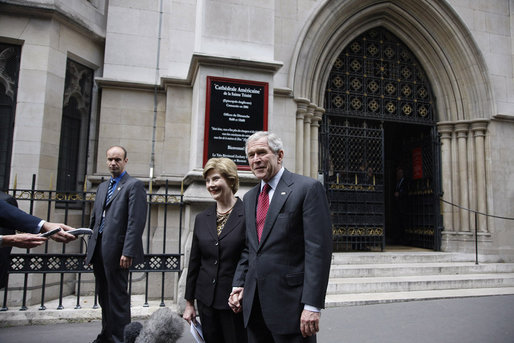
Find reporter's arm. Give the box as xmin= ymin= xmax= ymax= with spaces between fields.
xmin=1 ymin=233 xmax=47 ymax=248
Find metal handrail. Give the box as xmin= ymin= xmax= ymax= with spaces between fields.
xmin=440 ymin=198 xmax=514 ymax=264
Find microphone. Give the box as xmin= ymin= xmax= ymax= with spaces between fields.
xmin=124 ymin=307 xmax=184 ymax=343
xmin=124 ymin=321 xmax=143 ymax=343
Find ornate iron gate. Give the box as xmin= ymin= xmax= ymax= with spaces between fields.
xmin=321 ymin=27 xmax=440 ymax=251
xmin=321 ymin=118 xmax=385 ymax=251
xmin=396 ymin=126 xmax=442 ymax=250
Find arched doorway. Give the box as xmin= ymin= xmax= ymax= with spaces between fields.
xmin=320 ymin=27 xmax=441 ymax=251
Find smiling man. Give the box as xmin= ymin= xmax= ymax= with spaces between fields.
xmin=230 ymin=131 xmax=333 ymax=343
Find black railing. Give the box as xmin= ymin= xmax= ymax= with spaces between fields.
xmin=1 ymin=176 xmax=183 ymax=311
xmin=440 ymin=198 xmax=514 ymax=265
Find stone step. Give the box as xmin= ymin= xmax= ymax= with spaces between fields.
xmin=331 ymin=251 xmax=495 ymax=265
xmin=326 ymin=273 xmax=514 ymax=294
xmin=329 ymin=262 xmax=514 ymax=278
xmin=325 ymin=251 xmax=514 ymax=306
xmin=324 ymin=287 xmax=514 ymax=307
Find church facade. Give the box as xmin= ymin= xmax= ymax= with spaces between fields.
xmin=1 ymin=0 xmax=513 ymax=302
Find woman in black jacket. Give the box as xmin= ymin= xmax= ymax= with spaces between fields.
xmin=183 ymin=157 xmax=247 ymax=343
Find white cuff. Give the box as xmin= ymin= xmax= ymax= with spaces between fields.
xmin=303 ymin=304 xmax=320 ymax=312
xmin=37 ymin=220 xmax=46 ymax=232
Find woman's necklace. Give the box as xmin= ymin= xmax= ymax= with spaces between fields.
xmin=216 ymin=199 xmax=236 ymax=236
xmin=216 ymin=200 xmax=236 ymax=215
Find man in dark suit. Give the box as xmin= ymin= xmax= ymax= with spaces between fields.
xmin=230 ymin=131 xmax=332 ymax=343
xmin=86 ymin=146 xmax=147 ymax=343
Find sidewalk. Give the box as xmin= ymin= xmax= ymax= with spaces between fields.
xmin=0 ymin=295 xmax=513 ymax=342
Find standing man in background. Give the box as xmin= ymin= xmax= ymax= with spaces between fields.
xmin=230 ymin=131 xmax=332 ymax=343
xmin=86 ymin=146 xmax=147 ymax=343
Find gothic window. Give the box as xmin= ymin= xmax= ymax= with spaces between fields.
xmin=56 ymin=59 xmax=93 ymax=196
xmin=0 ymin=43 xmax=21 ymax=191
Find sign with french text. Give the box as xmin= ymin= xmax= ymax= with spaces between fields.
xmin=204 ymin=76 xmax=268 ymax=169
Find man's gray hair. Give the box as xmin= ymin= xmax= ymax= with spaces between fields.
xmin=245 ymin=131 xmax=283 ymax=156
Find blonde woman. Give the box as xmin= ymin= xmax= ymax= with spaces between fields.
xmin=183 ymin=158 xmax=247 ymax=343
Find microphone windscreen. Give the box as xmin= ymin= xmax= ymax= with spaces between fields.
xmin=135 ymin=307 xmax=184 ymax=343
xmin=124 ymin=321 xmax=143 ymax=343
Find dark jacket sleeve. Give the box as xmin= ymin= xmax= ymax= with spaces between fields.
xmin=232 ymin=243 xmax=248 ymax=288
xmin=121 ymin=179 xmax=147 ymax=258
xmin=184 ymin=215 xmax=201 ymax=302
xmin=0 ymin=200 xmax=42 ymax=234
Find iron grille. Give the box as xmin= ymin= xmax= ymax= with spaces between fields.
xmin=8 ymin=253 xmax=180 ymax=273
xmin=322 ymin=118 xmax=385 ymax=251
xmin=2 ymin=178 xmax=184 ymax=311
xmin=325 ymin=27 xmax=434 ymax=123
xmin=321 ymin=27 xmax=440 ymax=251
xmin=399 ymin=129 xmax=440 ymax=249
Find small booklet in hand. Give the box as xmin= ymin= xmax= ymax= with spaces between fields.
xmin=190 ymin=320 xmax=204 ymax=343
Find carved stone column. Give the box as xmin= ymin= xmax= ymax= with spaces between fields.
xmin=437 ymin=122 xmax=454 ymax=231
xmin=449 ymin=129 xmax=460 ymax=231
xmin=303 ymin=104 xmax=315 ymax=176
xmin=310 ymin=107 xmax=324 ymax=178
xmin=295 ymin=99 xmax=309 ymax=174
xmin=455 ymin=122 xmax=470 ymax=232
xmin=471 ymin=120 xmax=489 ymax=232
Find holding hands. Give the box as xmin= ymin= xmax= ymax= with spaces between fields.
xmin=228 ymin=287 xmax=243 ymax=313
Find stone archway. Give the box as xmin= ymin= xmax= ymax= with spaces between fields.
xmin=289 ymin=0 xmax=494 ymax=251
xmin=320 ymin=26 xmax=440 ymax=251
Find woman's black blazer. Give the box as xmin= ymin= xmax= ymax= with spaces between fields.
xmin=185 ymin=198 xmax=246 ymax=309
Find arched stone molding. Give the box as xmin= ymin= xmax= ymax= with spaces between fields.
xmin=289 ymin=0 xmax=494 ymax=122
xmin=287 ymin=0 xmax=496 ymax=251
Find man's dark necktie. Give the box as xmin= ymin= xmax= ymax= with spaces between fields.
xmin=256 ymin=183 xmax=270 ymax=242
xmin=98 ymin=178 xmax=115 ymax=233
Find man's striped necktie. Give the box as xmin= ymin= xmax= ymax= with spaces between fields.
xmin=98 ymin=178 xmax=116 ymax=233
